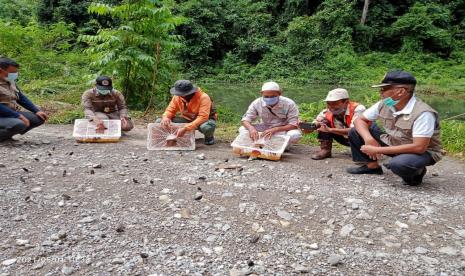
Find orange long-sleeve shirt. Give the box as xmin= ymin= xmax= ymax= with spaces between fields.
xmin=162 ymin=88 xmax=213 ymax=131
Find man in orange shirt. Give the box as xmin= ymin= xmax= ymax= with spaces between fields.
xmin=159 ymin=80 xmax=217 ymax=145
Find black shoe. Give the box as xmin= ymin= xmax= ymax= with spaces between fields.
xmin=347 ymin=165 xmax=383 ymax=175
xmin=204 ymin=136 xmax=215 ymax=145
xmin=403 ymin=168 xmax=427 ymax=186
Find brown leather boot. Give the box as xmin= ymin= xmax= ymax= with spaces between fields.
xmin=311 ymin=140 xmax=332 ymax=160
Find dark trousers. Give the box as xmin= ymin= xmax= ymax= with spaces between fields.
xmin=0 ymin=112 xmax=44 ymax=141
xmin=348 ymin=124 xmax=435 ymax=183
xmin=317 ymin=131 xmax=350 ymax=146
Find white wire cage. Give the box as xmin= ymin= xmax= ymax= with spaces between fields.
xmin=147 ymin=123 xmax=196 ymax=151
xmin=231 ymin=132 xmax=290 ymax=160
xmin=73 ymin=119 xmax=121 ymax=143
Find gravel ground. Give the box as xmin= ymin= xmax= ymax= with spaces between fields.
xmin=1 ymin=125 xmax=465 ymax=276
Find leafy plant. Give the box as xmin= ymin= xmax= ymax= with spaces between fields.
xmin=79 ymin=0 xmax=184 ymax=110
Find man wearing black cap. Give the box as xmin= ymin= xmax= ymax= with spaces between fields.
xmin=158 ymin=80 xmax=217 ymax=145
xmin=81 ymin=76 xmax=133 ymax=132
xmin=346 ymin=70 xmax=443 ymax=186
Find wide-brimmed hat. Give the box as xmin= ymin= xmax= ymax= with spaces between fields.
xmin=324 ymin=88 xmax=349 ymax=102
xmin=96 ymin=76 xmax=113 ymax=90
xmin=372 ymin=70 xmax=417 ymax=88
xmin=170 ymin=80 xmax=198 ymax=96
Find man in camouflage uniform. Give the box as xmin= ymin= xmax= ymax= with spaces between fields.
xmin=81 ymin=76 xmax=133 ymax=132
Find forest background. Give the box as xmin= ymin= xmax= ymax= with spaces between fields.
xmin=0 ymin=0 xmax=464 ymax=156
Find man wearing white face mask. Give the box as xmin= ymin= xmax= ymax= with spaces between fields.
xmin=81 ymin=76 xmax=133 ymax=132
xmin=302 ymin=88 xmax=366 ymax=160
xmin=240 ymin=81 xmax=302 ymax=144
xmin=0 ymin=57 xmax=48 ymax=142
xmin=347 ymin=71 xmax=443 ymax=186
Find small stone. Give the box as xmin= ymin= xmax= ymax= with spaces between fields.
xmin=140 ymin=253 xmax=149 ymax=259
xmin=439 ymin=246 xmax=458 ymax=256
xmin=116 ymin=225 xmax=125 ymax=233
xmin=92 ymin=164 xmax=102 ymax=169
xmin=31 ymin=187 xmax=42 ymax=193
xmin=159 ymin=195 xmax=171 ymax=202
xmin=309 ymin=243 xmax=319 ymax=250
xmin=395 ymin=221 xmax=409 ymax=229
xmin=277 ymin=210 xmax=292 ymax=221
xmin=328 ymin=254 xmax=343 ymax=266
xmin=202 ymin=247 xmax=213 ymax=255
xmin=111 ymin=258 xmax=124 ymax=265
xmin=175 ymin=249 xmax=186 ymax=256
xmin=432 ymin=172 xmax=439 ymax=176
xmin=79 ymin=217 xmax=95 ymax=224
xmin=194 ymin=192 xmax=203 ymax=201
xmin=294 ymin=264 xmax=310 ymax=273
xmin=356 ymin=211 xmax=372 ymax=220
xmin=181 ymin=208 xmax=192 ymax=219
xmin=196 ymin=154 xmax=205 ymax=160
xmin=455 ymin=229 xmax=465 ymax=238
xmin=340 ymin=224 xmax=355 ymax=237
xmin=62 ymin=194 xmax=71 ymax=200
xmin=250 ymin=234 xmax=260 ymax=243
xmin=61 ymin=266 xmax=75 ymax=275
xmin=415 ymin=247 xmax=428 ymax=254
xmin=16 ymin=239 xmax=29 ymax=246
xmin=2 ymin=258 xmax=16 ymax=266
xmin=214 ymin=246 xmax=224 ymax=254
xmin=280 ymin=220 xmax=291 ymax=227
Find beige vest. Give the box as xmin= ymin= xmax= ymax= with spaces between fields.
xmin=378 ymin=97 xmax=443 ymax=162
xmin=0 ymin=79 xmax=20 ymax=110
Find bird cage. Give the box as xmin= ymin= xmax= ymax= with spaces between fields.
xmin=147 ymin=123 xmax=195 ymax=150
xmin=73 ymin=119 xmax=121 ymax=143
xmin=231 ymin=132 xmax=290 ymax=160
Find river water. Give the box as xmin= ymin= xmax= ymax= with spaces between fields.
xmin=201 ymin=83 xmax=465 ymax=121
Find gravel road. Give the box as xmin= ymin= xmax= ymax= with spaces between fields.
xmin=1 ymin=125 xmax=465 ymax=275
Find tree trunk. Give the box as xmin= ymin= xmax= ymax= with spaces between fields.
xmin=360 ymin=0 xmax=370 ymax=25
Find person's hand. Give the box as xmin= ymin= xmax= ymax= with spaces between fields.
xmin=317 ymin=123 xmax=331 ymax=133
xmin=18 ymin=114 xmax=30 ymax=128
xmin=161 ymin=117 xmax=171 ymax=128
xmin=361 ymin=145 xmax=382 ymax=160
xmin=35 ymin=111 xmax=48 ymax=121
xmin=121 ymin=117 xmax=129 ymax=129
xmin=93 ymin=117 xmax=105 ymax=133
xmin=176 ymin=127 xmax=187 ymax=138
xmin=248 ymin=127 xmax=259 ymax=141
xmin=262 ymin=128 xmax=277 ymax=139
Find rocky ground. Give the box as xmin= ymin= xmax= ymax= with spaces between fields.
xmin=1 ymin=125 xmax=465 ymax=276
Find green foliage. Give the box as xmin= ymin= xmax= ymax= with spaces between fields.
xmin=388 ymin=3 xmax=454 ymax=56
xmin=0 ymin=0 xmax=36 ymax=25
xmin=440 ymin=120 xmax=465 ymax=156
xmin=79 ymin=0 xmax=184 ymax=109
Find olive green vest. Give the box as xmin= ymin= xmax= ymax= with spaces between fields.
xmin=378 ymin=97 xmax=443 ymax=162
xmin=0 ymin=79 xmax=20 ymax=110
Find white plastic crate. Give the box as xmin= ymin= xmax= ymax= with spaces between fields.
xmin=231 ymin=132 xmax=290 ymax=161
xmin=73 ymin=119 xmax=121 ymax=143
xmin=147 ymin=123 xmax=195 ymax=151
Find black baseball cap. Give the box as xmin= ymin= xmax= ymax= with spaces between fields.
xmin=372 ymin=70 xmax=417 ymax=88
xmin=96 ymin=76 xmax=113 ymax=90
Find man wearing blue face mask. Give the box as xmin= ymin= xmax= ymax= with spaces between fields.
xmin=347 ymin=71 xmax=443 ymax=186
xmin=0 ymin=57 xmax=48 ymax=142
xmin=240 ymin=81 xmax=302 ymax=144
xmin=81 ymin=76 xmax=133 ymax=132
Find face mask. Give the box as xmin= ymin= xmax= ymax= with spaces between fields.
xmin=97 ymin=88 xmax=111 ymax=95
xmin=263 ymin=96 xmax=279 ymax=106
xmin=383 ymin=97 xmax=400 ymax=108
xmin=2 ymin=71 xmax=18 ymax=82
xmin=330 ymin=107 xmax=345 ymax=115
